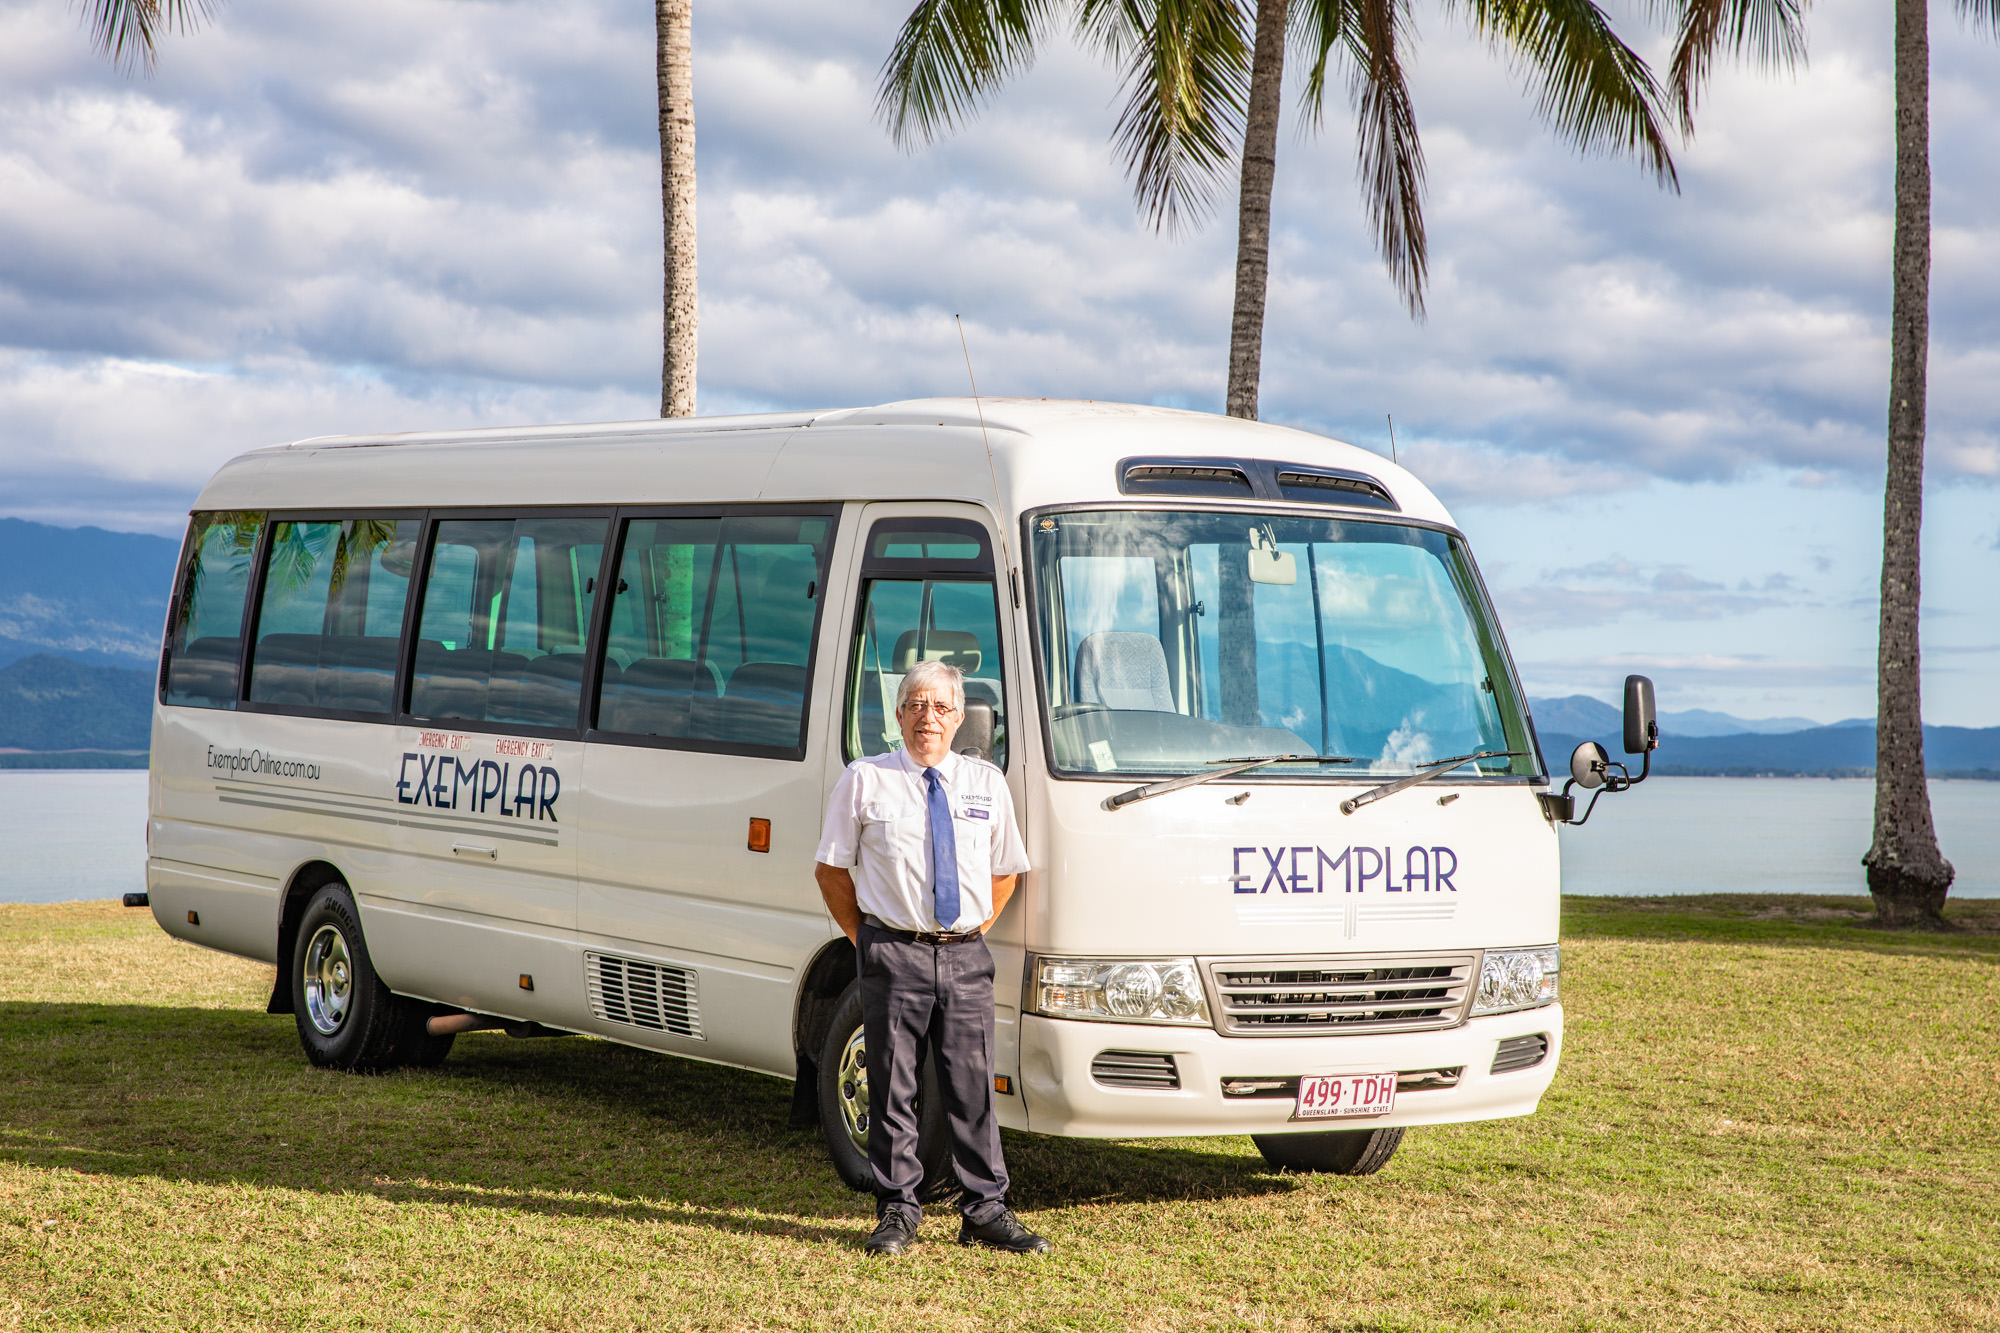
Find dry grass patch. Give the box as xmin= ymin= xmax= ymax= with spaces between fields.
xmin=1 ymin=897 xmax=1996 ymax=1331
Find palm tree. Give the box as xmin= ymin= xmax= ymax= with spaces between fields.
xmin=878 ymin=0 xmax=1677 ymax=419
xmin=1668 ymin=0 xmax=1992 ymax=928
xmin=657 ymin=0 xmax=698 ymax=417
xmin=81 ymin=0 xmax=215 ymax=72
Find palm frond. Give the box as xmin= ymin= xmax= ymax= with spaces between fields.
xmin=1956 ymin=0 xmax=2000 ymax=37
xmin=80 ymin=0 xmax=218 ymax=75
xmin=877 ymin=0 xmax=1064 ymax=148
xmin=1664 ymin=0 xmax=1807 ymax=134
xmin=1086 ymin=0 xmax=1253 ymax=233
xmin=1294 ymin=0 xmax=1430 ymax=315
xmin=1453 ymin=0 xmax=1679 ymax=184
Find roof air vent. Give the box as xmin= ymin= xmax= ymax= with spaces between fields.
xmin=1274 ymin=469 xmax=1398 ymax=511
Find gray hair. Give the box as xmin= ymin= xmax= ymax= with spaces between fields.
xmin=897 ymin=659 xmax=965 ymax=713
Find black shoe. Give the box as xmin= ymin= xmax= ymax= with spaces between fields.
xmin=865 ymin=1209 xmax=920 ymax=1256
xmin=957 ymin=1209 xmax=1051 ymax=1254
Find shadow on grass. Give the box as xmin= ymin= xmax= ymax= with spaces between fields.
xmin=1561 ymin=893 xmax=2000 ymax=958
xmin=0 ymin=1001 xmax=1290 ymax=1240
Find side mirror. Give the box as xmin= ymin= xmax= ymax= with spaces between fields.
xmin=1623 ymin=674 xmax=1658 ymax=755
xmin=1569 ymin=741 xmax=1609 ymax=790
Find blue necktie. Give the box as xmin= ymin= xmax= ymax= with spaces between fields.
xmin=924 ymin=767 xmax=960 ymax=929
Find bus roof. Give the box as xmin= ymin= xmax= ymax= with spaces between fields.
xmin=191 ymin=397 xmax=1457 ymax=529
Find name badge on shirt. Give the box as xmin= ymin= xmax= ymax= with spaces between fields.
xmin=957 ymin=792 xmax=993 ymax=821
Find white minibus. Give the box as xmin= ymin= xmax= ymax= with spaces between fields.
xmin=144 ymin=398 xmax=1653 ymax=1190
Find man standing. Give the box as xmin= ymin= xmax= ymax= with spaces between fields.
xmin=814 ymin=658 xmax=1049 ymax=1256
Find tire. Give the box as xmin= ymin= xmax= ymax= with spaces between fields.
xmin=816 ymin=980 xmax=955 ymax=1202
xmin=1253 ymin=1127 xmax=1405 ymax=1175
xmin=290 ymin=881 xmax=453 ymax=1071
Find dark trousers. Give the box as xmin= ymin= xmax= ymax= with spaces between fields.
xmin=857 ymin=921 xmax=1010 ymax=1223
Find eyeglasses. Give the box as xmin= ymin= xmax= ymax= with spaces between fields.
xmin=900 ymin=700 xmax=959 ymax=718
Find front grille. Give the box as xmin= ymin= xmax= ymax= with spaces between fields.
xmin=1220 ymin=1067 xmax=1464 ymax=1099
xmin=1491 ymin=1033 xmax=1550 ymax=1074
xmin=1206 ymin=953 xmax=1476 ymax=1036
xmin=1091 ymin=1050 xmax=1181 ymax=1090
xmin=585 ymin=951 xmax=701 ymax=1038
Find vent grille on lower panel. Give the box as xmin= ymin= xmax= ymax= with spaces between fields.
xmin=585 ymin=952 xmax=701 ymax=1038
xmin=1491 ymin=1033 xmax=1549 ymax=1074
xmin=1207 ymin=954 xmax=1476 ymax=1036
xmin=1090 ymin=1050 xmax=1181 ymax=1090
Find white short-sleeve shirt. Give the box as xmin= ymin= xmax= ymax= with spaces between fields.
xmin=816 ymin=748 xmax=1030 ymax=933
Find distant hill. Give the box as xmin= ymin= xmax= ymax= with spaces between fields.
xmin=0 ymin=518 xmax=180 ymax=669
xmin=1538 ymin=721 xmax=2000 ymax=779
xmin=0 ymin=654 xmax=153 ymax=751
xmin=1530 ymin=695 xmax=1823 ymax=740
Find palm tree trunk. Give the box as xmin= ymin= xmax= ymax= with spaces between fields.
xmin=657 ymin=0 xmax=697 ymax=418
xmin=1862 ymin=0 xmax=1953 ymax=926
xmin=1225 ymin=0 xmax=1288 ymax=421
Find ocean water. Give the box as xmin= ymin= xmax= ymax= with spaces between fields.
xmin=1557 ymin=776 xmax=1999 ymax=898
xmin=0 ymin=771 xmax=1992 ymax=905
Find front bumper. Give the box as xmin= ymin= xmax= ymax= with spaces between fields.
xmin=1016 ymin=1003 xmax=1563 ymax=1137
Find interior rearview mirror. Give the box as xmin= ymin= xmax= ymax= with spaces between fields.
xmin=1247 ymin=529 xmax=1296 ymax=585
xmin=1569 ymin=741 xmax=1609 ymax=790
xmin=1623 ymin=674 xmax=1658 ymax=755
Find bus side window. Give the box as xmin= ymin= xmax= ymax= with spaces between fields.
xmin=245 ymin=518 xmax=420 ymax=716
xmin=593 ymin=513 xmax=832 ymax=755
xmin=407 ymin=517 xmax=609 ymax=731
xmin=162 ymin=511 xmax=265 ymax=709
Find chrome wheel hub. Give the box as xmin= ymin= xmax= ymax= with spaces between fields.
xmin=303 ymin=923 xmax=354 ymax=1036
xmin=836 ymin=1026 xmax=870 ymax=1155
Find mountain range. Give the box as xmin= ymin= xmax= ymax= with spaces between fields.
xmin=0 ymin=519 xmax=1992 ymax=774
xmin=0 ymin=518 xmax=180 ymax=669
xmin=1530 ymin=696 xmax=1999 ymax=778
xmin=1526 ymin=694 xmax=1836 ymax=739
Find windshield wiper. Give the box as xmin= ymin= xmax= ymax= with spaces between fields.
xmin=1105 ymin=755 xmax=1354 ymax=811
xmin=1338 ymin=750 xmax=1526 ymax=815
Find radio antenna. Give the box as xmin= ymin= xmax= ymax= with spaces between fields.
xmin=957 ymin=315 xmax=1016 ymax=586
xmin=1386 ymin=413 xmax=1399 ymax=465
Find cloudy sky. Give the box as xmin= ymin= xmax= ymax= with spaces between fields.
xmin=1 ymin=0 xmax=1995 ymax=724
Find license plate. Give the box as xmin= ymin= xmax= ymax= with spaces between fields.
xmin=1294 ymin=1072 xmax=1396 ymax=1120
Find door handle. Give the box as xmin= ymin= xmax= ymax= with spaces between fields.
xmin=451 ymin=843 xmax=498 ymax=860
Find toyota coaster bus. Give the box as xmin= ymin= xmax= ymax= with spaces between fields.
xmin=142 ymin=398 xmax=1654 ymax=1190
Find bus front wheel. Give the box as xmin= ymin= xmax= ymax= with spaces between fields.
xmin=1252 ymin=1127 xmax=1404 ymax=1175
xmin=816 ymin=981 xmax=955 ymax=1202
xmin=290 ymin=881 xmax=454 ymax=1071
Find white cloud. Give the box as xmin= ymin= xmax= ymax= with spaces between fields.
xmin=1 ymin=0 xmax=1998 ymax=726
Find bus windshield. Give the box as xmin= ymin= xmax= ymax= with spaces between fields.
xmin=1028 ymin=509 xmax=1540 ymax=780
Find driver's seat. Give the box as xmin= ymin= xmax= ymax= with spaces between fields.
xmin=1074 ymin=632 xmax=1175 ymax=712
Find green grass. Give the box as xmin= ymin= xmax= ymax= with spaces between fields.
xmin=3 ymin=895 xmax=1997 ymax=1331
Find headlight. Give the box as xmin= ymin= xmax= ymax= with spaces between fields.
xmin=1033 ymin=957 xmax=1211 ymax=1026
xmin=1471 ymin=946 xmax=1560 ymax=1016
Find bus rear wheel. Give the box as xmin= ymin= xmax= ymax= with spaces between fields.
xmin=1253 ymin=1127 xmax=1404 ymax=1175
xmin=290 ymin=881 xmax=454 ymax=1071
xmin=816 ymin=981 xmax=955 ymax=1202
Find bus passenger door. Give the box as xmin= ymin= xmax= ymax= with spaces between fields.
xmin=573 ymin=507 xmax=847 ymax=1076
xmin=836 ymin=505 xmax=1029 ymax=1127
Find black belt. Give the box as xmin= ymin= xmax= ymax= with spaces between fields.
xmin=863 ymin=915 xmax=983 ymax=945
